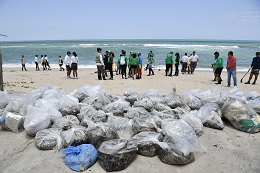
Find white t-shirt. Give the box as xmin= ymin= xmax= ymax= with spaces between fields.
xmin=71 ymin=56 xmax=78 ymax=63
xmin=64 ymin=55 xmax=71 ymax=66
xmin=190 ymin=54 xmax=199 ymax=62
xmin=45 ymin=57 xmax=48 ymax=62
xmin=35 ymin=57 xmax=38 ymax=62
xmin=182 ymin=56 xmax=189 ymax=63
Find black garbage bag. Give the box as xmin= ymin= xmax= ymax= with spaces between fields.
xmin=35 ymin=128 xmax=64 ymax=151
xmin=98 ymin=139 xmax=138 ymax=172
xmin=129 ymin=131 xmax=163 ymax=157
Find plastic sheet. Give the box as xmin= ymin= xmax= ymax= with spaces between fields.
xmin=24 ymin=106 xmax=51 ymax=136
xmin=59 ymin=95 xmax=80 ymax=116
xmin=98 ymin=139 xmax=138 ymax=172
xmin=35 ymin=128 xmax=64 ymax=151
xmin=61 ymin=144 xmax=97 ymax=172
xmin=221 ymin=97 xmax=260 ymax=133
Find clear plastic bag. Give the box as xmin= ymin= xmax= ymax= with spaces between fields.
xmin=61 ymin=125 xmax=88 ymax=147
xmin=53 ymin=115 xmax=80 ymax=130
xmin=24 ymin=106 xmax=51 ymax=136
xmin=87 ymin=110 xmax=108 ymax=123
xmin=98 ymin=139 xmax=138 ymax=172
xmin=61 ymin=144 xmax=97 ymax=172
xmin=133 ymin=116 xmax=158 ymax=134
xmin=161 ymin=119 xmax=206 ymax=156
xmin=179 ymin=88 xmax=202 ymax=110
xmin=103 ymin=98 xmax=131 ymax=117
xmin=221 ymin=97 xmax=260 ymax=133
xmin=42 ymin=87 xmax=63 ymax=101
xmin=28 ymin=87 xmax=45 ymax=100
xmin=5 ymin=112 xmax=25 ymax=133
xmin=127 ymin=107 xmax=150 ymax=119
xmin=180 ymin=112 xmax=203 ymax=137
xmin=35 ymin=128 xmax=64 ymax=151
xmin=35 ymin=99 xmax=62 ymax=122
xmin=134 ymin=98 xmax=154 ymax=112
xmin=59 ymin=95 xmax=80 ymax=116
xmin=0 ymin=91 xmax=11 ymax=109
xmin=247 ymin=100 xmax=260 ymax=114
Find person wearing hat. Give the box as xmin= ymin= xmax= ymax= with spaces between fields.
xmin=65 ymin=51 xmax=72 ymax=79
xmin=129 ymin=52 xmax=138 ymax=79
xmin=165 ymin=51 xmax=173 ymax=76
xmin=147 ymin=51 xmax=154 ymax=76
xmin=108 ymin=50 xmax=114 ymax=80
xmin=212 ymin=52 xmax=223 ymax=84
xmin=137 ymin=52 xmax=142 ymax=79
xmin=245 ymin=52 xmax=260 ymax=85
xmin=95 ymin=47 xmax=106 ymax=80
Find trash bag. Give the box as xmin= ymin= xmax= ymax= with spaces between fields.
xmin=59 ymin=95 xmax=80 ymax=116
xmin=35 ymin=99 xmax=62 ymax=122
xmin=53 ymin=115 xmax=80 ymax=130
xmin=103 ymin=98 xmax=130 ymax=117
xmin=0 ymin=112 xmax=9 ymax=130
xmin=197 ymin=103 xmax=224 ymax=130
xmin=42 ymin=86 xmax=63 ymax=101
xmin=71 ymin=87 xmax=87 ymax=103
xmin=180 ymin=112 xmax=203 ymax=137
xmin=106 ymin=93 xmax=122 ymax=102
xmin=129 ymin=131 xmax=163 ymax=157
xmin=35 ymin=128 xmax=64 ymax=151
xmin=5 ymin=96 xmax=34 ymax=117
xmin=107 ymin=115 xmax=133 ymax=140
xmin=92 ymin=102 xmax=103 ymax=110
xmin=24 ymin=106 xmax=51 ymax=136
xmin=98 ymin=139 xmax=138 ymax=172
xmin=61 ymin=125 xmax=88 ymax=147
xmin=134 ymin=98 xmax=154 ymax=112
xmin=179 ymin=88 xmax=202 ymax=110
xmin=96 ymin=82 xmax=111 ymax=106
xmin=61 ymin=144 xmax=97 ymax=172
xmin=158 ymin=135 xmax=195 ymax=165
xmin=28 ymin=87 xmax=45 ymax=100
xmin=0 ymin=91 xmax=11 ymax=109
xmin=5 ymin=112 xmax=25 ymax=133
xmin=247 ymin=100 xmax=260 ymax=114
xmin=87 ymin=123 xmax=118 ymax=149
xmin=77 ymin=104 xmax=96 ymax=121
xmin=221 ymin=97 xmax=260 ymax=133
xmin=140 ymin=89 xmax=159 ymax=98
xmin=87 ymin=110 xmax=108 ymax=123
xmin=161 ymin=119 xmax=206 ymax=156
xmin=127 ymin=107 xmax=150 ymax=119
xmin=133 ymin=116 xmax=158 ymax=134
xmin=164 ymin=87 xmax=183 ymax=109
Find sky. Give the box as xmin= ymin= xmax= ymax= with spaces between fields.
xmin=0 ymin=0 xmax=260 ymax=41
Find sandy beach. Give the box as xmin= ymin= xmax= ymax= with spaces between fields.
xmin=1 ymin=67 xmax=260 ymax=173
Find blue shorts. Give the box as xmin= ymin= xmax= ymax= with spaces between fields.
xmin=59 ymin=64 xmax=62 ymax=67
xmin=22 ymin=63 xmax=25 ymax=67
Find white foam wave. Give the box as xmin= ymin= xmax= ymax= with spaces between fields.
xmin=143 ymin=44 xmax=239 ymax=49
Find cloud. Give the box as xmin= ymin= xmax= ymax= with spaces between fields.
xmin=219 ymin=11 xmax=260 ymax=22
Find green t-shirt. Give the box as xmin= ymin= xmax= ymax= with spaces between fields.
xmin=214 ymin=55 xmax=223 ymax=68
xmin=108 ymin=55 xmax=113 ymax=64
xmin=166 ymin=53 xmax=173 ymax=64
xmin=130 ymin=57 xmax=138 ymax=65
xmin=175 ymin=56 xmax=180 ymax=65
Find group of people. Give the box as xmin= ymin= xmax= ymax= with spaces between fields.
xmin=95 ymin=48 xmax=153 ymax=80
xmin=34 ymin=55 xmax=52 ymax=71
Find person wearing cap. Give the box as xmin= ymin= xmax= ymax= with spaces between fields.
xmin=65 ymin=51 xmax=72 ymax=79
xmin=245 ymin=52 xmax=260 ymax=85
xmin=119 ymin=50 xmax=128 ymax=79
xmin=212 ymin=52 xmax=223 ymax=84
xmin=137 ymin=52 xmax=142 ymax=79
xmin=129 ymin=52 xmax=138 ymax=79
xmin=226 ymin=51 xmax=237 ymax=87
xmin=147 ymin=51 xmax=154 ymax=76
xmin=95 ymin=47 xmax=106 ymax=80
xmin=165 ymin=51 xmax=173 ymax=76
xmin=108 ymin=51 xmax=114 ymax=80
xmin=189 ymin=51 xmax=199 ymax=74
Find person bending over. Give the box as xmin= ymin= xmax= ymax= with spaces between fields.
xmin=245 ymin=52 xmax=260 ymax=85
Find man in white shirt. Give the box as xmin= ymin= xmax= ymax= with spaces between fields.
xmin=95 ymin=47 xmax=106 ymax=80
xmin=44 ymin=55 xmax=51 ymax=70
xmin=35 ymin=55 xmax=39 ymax=71
xmin=189 ymin=51 xmax=199 ymax=74
xmin=64 ymin=51 xmax=71 ymax=79
xmin=181 ymin=53 xmax=189 ymax=73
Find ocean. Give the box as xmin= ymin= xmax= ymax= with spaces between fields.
xmin=0 ymin=39 xmax=259 ymax=71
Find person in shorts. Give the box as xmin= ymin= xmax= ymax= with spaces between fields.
xmin=35 ymin=55 xmax=40 ymax=71
xmin=189 ymin=51 xmax=199 ymax=74
xmin=59 ymin=56 xmax=65 ymax=71
xmin=181 ymin=53 xmax=188 ymax=74
xmin=65 ymin=51 xmax=71 ymax=79
xmin=245 ymin=52 xmax=260 ymax=85
xmin=71 ymin=52 xmax=78 ymax=79
xmin=212 ymin=52 xmax=223 ymax=84
xmin=21 ymin=55 xmax=28 ymax=71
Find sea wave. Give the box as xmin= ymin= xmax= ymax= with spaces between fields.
xmin=143 ymin=44 xmax=239 ymax=49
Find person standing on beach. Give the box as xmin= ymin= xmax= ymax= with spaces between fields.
xmin=137 ymin=52 xmax=142 ymax=79
xmin=59 ymin=56 xmax=65 ymax=71
xmin=35 ymin=55 xmax=40 ymax=71
xmin=181 ymin=53 xmax=188 ymax=74
xmin=65 ymin=51 xmax=72 ymax=79
xmin=245 ymin=52 xmax=260 ymax=85
xmin=103 ymin=51 xmax=109 ymax=77
xmin=174 ymin=53 xmax=180 ymax=76
xmin=165 ymin=51 xmax=173 ymax=76
xmin=226 ymin=51 xmax=237 ymax=87
xmin=41 ymin=55 xmax=46 ymax=70
xmin=119 ymin=50 xmax=127 ymax=79
xmin=44 ymin=55 xmax=51 ymax=70
xmin=213 ymin=52 xmax=223 ymax=84
xmin=21 ymin=55 xmax=28 ymax=71
xmin=128 ymin=51 xmax=133 ymax=77
xmin=95 ymin=48 xmax=106 ymax=80
xmin=189 ymin=51 xmax=199 ymax=74
xmin=130 ymin=52 xmax=138 ymax=79
xmin=108 ymin=51 xmax=114 ymax=80
xmin=147 ymin=51 xmax=154 ymax=76
xmin=71 ymin=52 xmax=78 ymax=79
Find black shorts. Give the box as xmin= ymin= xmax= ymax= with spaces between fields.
xmin=190 ymin=61 xmax=197 ymax=69
xmin=182 ymin=62 xmax=187 ymax=69
xmin=71 ymin=63 xmax=77 ymax=70
xmin=215 ymin=67 xmax=223 ymax=76
xmin=66 ymin=65 xmax=71 ymax=71
xmin=131 ymin=65 xmax=137 ymax=69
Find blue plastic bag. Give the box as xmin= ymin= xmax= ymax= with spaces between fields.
xmin=0 ymin=114 xmax=6 ymax=125
xmin=61 ymin=144 xmax=97 ymax=172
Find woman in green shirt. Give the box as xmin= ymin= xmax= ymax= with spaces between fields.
xmin=130 ymin=52 xmax=138 ymax=79
xmin=174 ymin=53 xmax=180 ymax=76
xmin=108 ymin=51 xmax=114 ymax=80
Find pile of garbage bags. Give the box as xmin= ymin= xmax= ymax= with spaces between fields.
xmin=0 ymin=82 xmax=260 ymax=172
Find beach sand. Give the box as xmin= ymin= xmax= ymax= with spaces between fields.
xmin=0 ymin=67 xmax=259 ymax=173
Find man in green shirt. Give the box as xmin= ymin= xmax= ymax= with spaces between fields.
xmin=213 ymin=52 xmax=223 ymax=84
xmin=165 ymin=51 xmax=173 ymax=76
